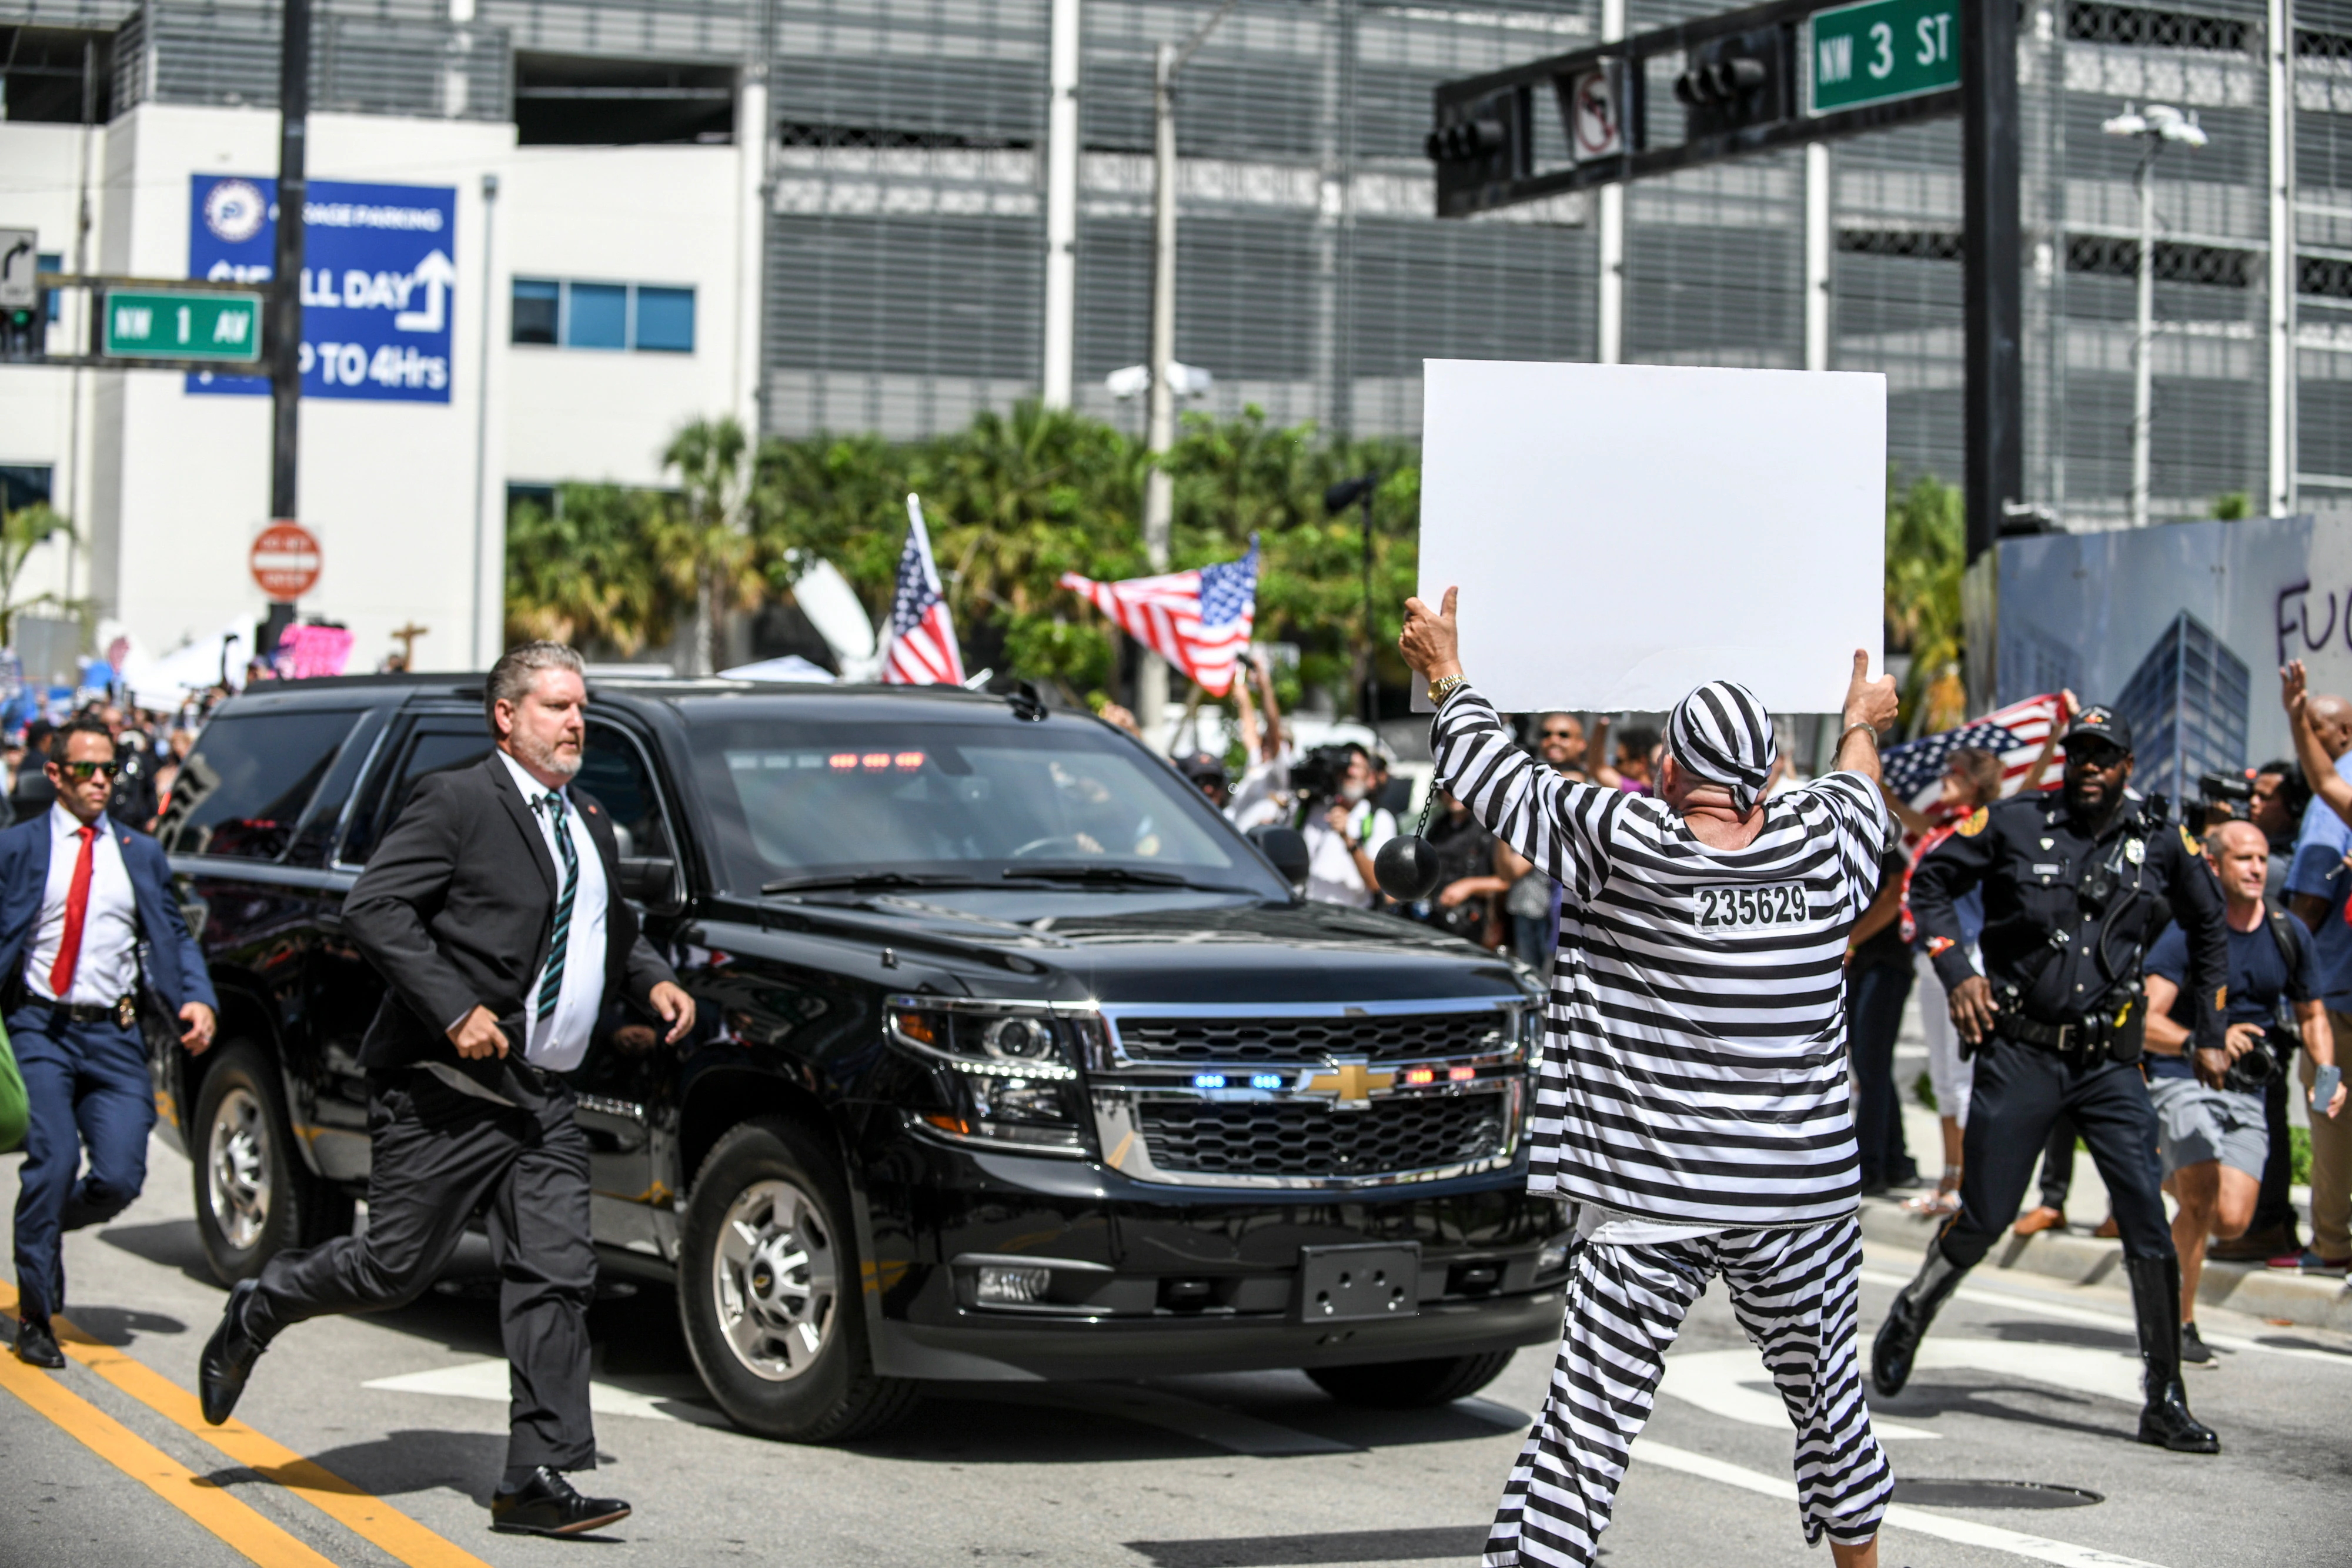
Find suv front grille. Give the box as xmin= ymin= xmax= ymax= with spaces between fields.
xmin=1114 ymin=1011 xmax=1512 ymax=1065
xmin=1135 ymin=1094 xmax=1507 ymax=1177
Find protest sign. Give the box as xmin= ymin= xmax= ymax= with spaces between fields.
xmin=1416 ymin=359 xmax=1885 ymax=714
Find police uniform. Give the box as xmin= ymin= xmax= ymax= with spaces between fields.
xmin=1871 ymin=706 xmax=2227 ymax=1455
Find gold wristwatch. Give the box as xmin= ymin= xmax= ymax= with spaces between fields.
xmin=1427 ymin=674 xmax=1469 ymax=706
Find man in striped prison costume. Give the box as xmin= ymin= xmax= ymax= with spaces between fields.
xmin=1401 ymin=587 xmax=1903 ymax=1568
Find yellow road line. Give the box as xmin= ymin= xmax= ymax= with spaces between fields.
xmin=2 ymin=1283 xmax=495 ymax=1568
xmin=0 ymin=1333 xmax=342 ymax=1568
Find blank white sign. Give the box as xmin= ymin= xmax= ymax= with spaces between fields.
xmin=1417 ymin=360 xmax=1885 ymax=714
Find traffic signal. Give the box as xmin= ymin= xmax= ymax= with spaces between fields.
xmin=1673 ymin=25 xmax=1793 ymax=140
xmin=1427 ymin=86 xmax=1534 ymax=214
xmin=1 ymin=295 xmax=44 ymax=364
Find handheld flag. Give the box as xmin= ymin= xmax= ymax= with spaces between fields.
xmin=1881 ymin=691 xmax=2072 ymax=813
xmin=1060 ymin=540 xmax=1258 ymax=697
xmin=881 ymin=494 xmax=964 ymax=686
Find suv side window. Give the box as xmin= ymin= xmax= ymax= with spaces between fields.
xmin=338 ymin=721 xmax=494 ymax=867
xmin=577 ymin=723 xmax=672 ymax=861
xmin=159 ymin=708 xmax=368 ymax=860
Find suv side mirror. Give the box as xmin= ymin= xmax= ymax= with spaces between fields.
xmin=1247 ymin=825 xmax=1310 ymax=894
xmin=618 ymin=855 xmax=679 ymax=908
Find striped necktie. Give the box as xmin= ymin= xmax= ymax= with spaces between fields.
xmin=535 ymin=791 xmax=577 ymax=1021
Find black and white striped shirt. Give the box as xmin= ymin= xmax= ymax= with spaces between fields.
xmin=1433 ymin=686 xmax=1892 ymax=1228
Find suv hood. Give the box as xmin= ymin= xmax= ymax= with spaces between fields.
xmin=743 ymin=894 xmax=1532 ymax=1007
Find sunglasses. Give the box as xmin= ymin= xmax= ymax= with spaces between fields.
xmin=1539 ymin=728 xmax=1577 ymax=740
xmin=55 ymin=760 xmax=121 ymax=781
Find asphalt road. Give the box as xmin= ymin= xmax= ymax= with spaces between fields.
xmin=5 ymin=1135 xmax=2348 ymax=1568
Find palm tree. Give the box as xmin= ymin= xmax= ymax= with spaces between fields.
xmin=504 ymin=484 xmax=673 ymax=653
xmin=0 ymin=501 xmax=78 ymax=645
xmin=661 ymin=416 xmax=763 ymax=676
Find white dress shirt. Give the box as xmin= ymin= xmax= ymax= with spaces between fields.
xmin=27 ymin=804 xmax=141 ymax=1005
xmin=497 ymin=750 xmax=609 ymax=1073
xmin=1301 ymin=800 xmax=1397 ymax=909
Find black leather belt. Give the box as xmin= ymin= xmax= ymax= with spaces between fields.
xmin=8 ymin=985 xmax=138 ymax=1029
xmin=1997 ymin=1012 xmax=2112 ymax=1063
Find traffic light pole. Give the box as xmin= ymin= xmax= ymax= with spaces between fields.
xmin=265 ymin=0 xmax=310 ymax=660
xmin=1960 ymin=0 xmax=2022 ymax=563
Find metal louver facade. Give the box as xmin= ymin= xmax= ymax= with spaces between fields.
xmin=8 ymin=0 xmax=2350 ymax=524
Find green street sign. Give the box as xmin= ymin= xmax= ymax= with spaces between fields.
xmin=1806 ymin=0 xmax=1960 ymax=116
xmin=102 ymin=288 xmax=262 ymax=362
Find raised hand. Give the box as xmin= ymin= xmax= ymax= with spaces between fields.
xmin=1842 ymin=650 xmax=1900 ymax=734
xmin=1399 ymin=586 xmax=1462 ymax=682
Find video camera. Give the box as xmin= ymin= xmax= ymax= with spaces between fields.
xmin=2197 ymin=768 xmax=2254 ymax=824
xmin=1289 ymin=743 xmax=1360 ymax=805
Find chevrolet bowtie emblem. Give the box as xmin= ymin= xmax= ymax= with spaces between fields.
xmin=1306 ymin=1058 xmax=1392 ymax=1108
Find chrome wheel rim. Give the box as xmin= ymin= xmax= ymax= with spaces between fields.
xmin=711 ymin=1178 xmax=838 ymax=1383
xmin=206 ymin=1086 xmax=270 ymax=1251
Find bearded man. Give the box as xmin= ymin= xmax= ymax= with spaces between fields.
xmin=197 ymin=641 xmax=696 ymax=1537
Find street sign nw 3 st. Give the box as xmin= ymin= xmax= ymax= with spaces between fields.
xmin=103 ymin=289 xmax=263 ymax=362
xmin=1806 ymin=0 xmax=1960 ymax=116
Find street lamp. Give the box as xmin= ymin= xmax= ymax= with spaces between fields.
xmin=1134 ymin=0 xmax=1242 ymax=751
xmin=2102 ymin=102 xmax=2208 ymax=529
xmin=1324 ymin=473 xmax=1378 ymax=726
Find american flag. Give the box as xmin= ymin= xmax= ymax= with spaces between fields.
xmin=1881 ymin=691 xmax=2074 ymax=813
xmin=881 ymin=493 xmax=965 ymax=686
xmin=1059 ymin=540 xmax=1259 ymax=697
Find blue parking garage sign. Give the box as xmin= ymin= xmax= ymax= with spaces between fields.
xmin=186 ymin=174 xmax=456 ymax=403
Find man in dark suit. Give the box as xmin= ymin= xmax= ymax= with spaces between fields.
xmin=198 ymin=641 xmax=694 ymax=1539
xmin=6 ymin=717 xmax=217 ymax=1369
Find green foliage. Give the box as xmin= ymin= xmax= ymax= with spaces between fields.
xmin=2291 ymin=1124 xmax=2311 ymax=1188
xmin=0 ymin=500 xmax=75 ymax=645
xmin=1884 ymin=467 xmax=1966 ymax=729
xmin=1913 ymin=1069 xmax=1937 ymax=1114
xmin=2211 ymin=491 xmax=2253 ymax=521
xmin=505 ymin=483 xmax=678 ymax=654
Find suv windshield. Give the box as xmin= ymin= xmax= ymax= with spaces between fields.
xmin=686 ymin=711 xmax=1285 ymax=900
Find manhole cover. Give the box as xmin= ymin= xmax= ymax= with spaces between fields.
xmin=1891 ymin=1479 xmax=2103 ymax=1510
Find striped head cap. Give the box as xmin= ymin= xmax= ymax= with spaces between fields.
xmin=1665 ymin=680 xmax=1778 ymax=813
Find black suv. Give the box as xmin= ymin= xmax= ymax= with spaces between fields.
xmin=153 ymin=674 xmax=1568 ymax=1440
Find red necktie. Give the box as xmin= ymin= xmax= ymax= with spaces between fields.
xmin=49 ymin=825 xmax=96 ymax=998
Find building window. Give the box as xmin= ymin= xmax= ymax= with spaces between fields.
xmin=512 ymin=278 xmax=559 ymax=345
xmin=510 ymin=279 xmax=696 ymax=353
xmin=634 ymin=286 xmax=695 ymax=353
xmin=0 ymin=466 xmax=53 ymax=514
xmin=567 ymin=282 xmax=628 ymax=349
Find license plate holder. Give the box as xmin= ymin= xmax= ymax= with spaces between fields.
xmin=1294 ymin=1242 xmax=1421 ymax=1323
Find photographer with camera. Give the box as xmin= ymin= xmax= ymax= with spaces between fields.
xmin=1292 ymin=743 xmax=1395 ymax=908
xmin=2142 ymin=820 xmax=2344 ymax=1360
xmin=1873 ymin=704 xmax=2229 ymax=1453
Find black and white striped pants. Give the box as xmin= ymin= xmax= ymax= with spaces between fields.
xmin=1484 ymin=1215 xmax=1892 ymax=1567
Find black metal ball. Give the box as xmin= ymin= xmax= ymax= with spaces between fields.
xmin=1374 ymin=835 xmax=1444 ymax=903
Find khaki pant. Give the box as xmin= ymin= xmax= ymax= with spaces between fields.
xmin=2310 ymin=1015 xmax=2352 ymax=1260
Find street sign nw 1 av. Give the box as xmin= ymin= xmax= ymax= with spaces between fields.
xmin=103 ymin=288 xmax=263 ymax=362
xmin=1806 ymin=0 xmax=1959 ymax=116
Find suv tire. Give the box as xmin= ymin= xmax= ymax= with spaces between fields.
xmin=1307 ymin=1349 xmax=1516 ymax=1408
xmin=678 ymin=1116 xmax=919 ymax=1442
xmin=190 ymin=1041 xmax=352 ymax=1282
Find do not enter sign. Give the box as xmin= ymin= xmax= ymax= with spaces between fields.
xmin=251 ymin=521 xmax=321 ymax=600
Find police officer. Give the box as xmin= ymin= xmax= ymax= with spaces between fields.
xmin=1870 ymin=706 xmax=2229 ymax=1454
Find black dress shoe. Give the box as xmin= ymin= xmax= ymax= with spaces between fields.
xmin=490 ymin=1467 xmax=631 ymax=1537
xmin=14 ymin=1316 xmax=66 ymax=1369
xmin=199 ymin=1280 xmax=270 ymax=1426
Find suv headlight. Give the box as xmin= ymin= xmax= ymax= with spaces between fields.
xmin=887 ymin=1001 xmax=1098 ymax=1156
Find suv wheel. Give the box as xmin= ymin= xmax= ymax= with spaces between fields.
xmin=189 ymin=1041 xmax=352 ymax=1282
xmin=678 ymin=1116 xmax=919 ymax=1442
xmin=1307 ymin=1349 xmax=1516 ymax=1408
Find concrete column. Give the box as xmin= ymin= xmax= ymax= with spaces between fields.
xmin=736 ymin=69 xmax=770 ymax=439
xmin=1805 ymin=141 xmax=1830 ymax=371
xmin=1041 ymin=0 xmax=1082 ymax=406
xmin=2268 ymin=0 xmax=2296 ymax=515
xmin=1596 ymin=0 xmax=1625 ymax=364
